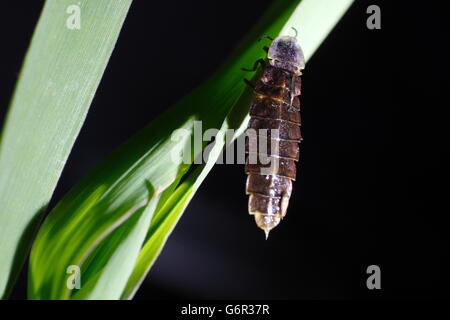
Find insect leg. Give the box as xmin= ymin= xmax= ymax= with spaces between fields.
xmin=241 ymin=58 xmax=265 ymax=72
xmin=258 ymin=35 xmax=274 ymax=42
xmin=243 ymin=78 xmax=255 ymax=89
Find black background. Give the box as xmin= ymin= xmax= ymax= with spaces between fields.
xmin=1 ymin=0 xmax=448 ymax=300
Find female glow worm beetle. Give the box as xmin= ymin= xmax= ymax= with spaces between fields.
xmin=243 ymin=28 xmax=305 ymax=239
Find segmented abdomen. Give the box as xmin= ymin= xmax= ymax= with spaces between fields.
xmin=245 ymin=64 xmax=302 ymax=233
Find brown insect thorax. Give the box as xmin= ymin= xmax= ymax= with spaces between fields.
xmin=245 ymin=35 xmax=305 ymax=238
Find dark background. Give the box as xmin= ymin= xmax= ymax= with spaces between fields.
xmin=1 ymin=0 xmax=448 ymax=299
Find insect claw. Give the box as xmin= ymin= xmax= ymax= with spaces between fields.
xmin=258 ymin=35 xmax=274 ymax=42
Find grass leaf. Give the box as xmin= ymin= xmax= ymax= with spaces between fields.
xmin=28 ymin=0 xmax=353 ymax=299
xmin=0 ymin=0 xmax=132 ymax=298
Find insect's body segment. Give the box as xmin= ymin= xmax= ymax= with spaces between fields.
xmin=245 ymin=34 xmax=305 ymax=238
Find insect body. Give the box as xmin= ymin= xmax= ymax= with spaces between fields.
xmin=244 ymin=32 xmax=305 ymax=239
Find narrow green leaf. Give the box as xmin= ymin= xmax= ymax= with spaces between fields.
xmin=0 ymin=0 xmax=132 ymax=298
xmin=28 ymin=0 xmax=353 ymax=300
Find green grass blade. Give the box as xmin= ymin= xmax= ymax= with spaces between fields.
xmin=28 ymin=0 xmax=353 ymax=300
xmin=0 ymin=0 xmax=132 ymax=298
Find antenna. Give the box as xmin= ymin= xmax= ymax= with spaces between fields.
xmin=291 ymin=27 xmax=298 ymax=38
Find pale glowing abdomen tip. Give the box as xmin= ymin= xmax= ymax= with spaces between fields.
xmin=254 ymin=212 xmax=281 ymax=239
